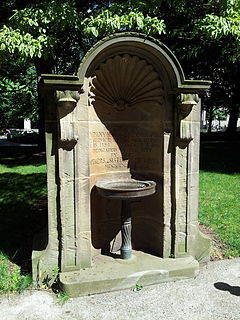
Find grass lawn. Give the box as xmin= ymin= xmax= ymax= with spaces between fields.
xmin=0 ymin=140 xmax=239 ymax=294
xmin=199 ymin=171 xmax=240 ymax=257
xmin=199 ymin=141 xmax=240 ymax=257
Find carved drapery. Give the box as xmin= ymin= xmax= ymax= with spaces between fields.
xmin=56 ymin=90 xmax=81 ymax=144
xmin=177 ymin=93 xmax=199 ymax=142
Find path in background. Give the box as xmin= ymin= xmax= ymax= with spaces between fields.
xmin=0 ymin=136 xmax=39 ymax=157
xmin=0 ymin=136 xmax=38 ymax=147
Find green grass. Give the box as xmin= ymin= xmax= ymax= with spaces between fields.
xmin=199 ymin=141 xmax=240 ymax=257
xmin=0 ymin=155 xmax=47 ymax=294
xmin=0 ymin=156 xmax=46 ymax=174
xmin=199 ymin=171 xmax=240 ymax=257
xmin=0 ymin=253 xmax=32 ymax=294
xmin=55 ymin=291 xmax=70 ymax=305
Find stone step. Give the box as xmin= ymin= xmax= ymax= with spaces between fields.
xmin=59 ymin=252 xmax=199 ymax=296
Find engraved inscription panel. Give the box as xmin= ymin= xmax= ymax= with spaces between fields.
xmin=89 ymin=122 xmax=163 ymax=176
xmin=89 ymin=125 xmax=127 ymax=173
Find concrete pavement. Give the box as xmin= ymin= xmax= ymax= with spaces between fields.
xmin=0 ymin=258 xmax=239 ymax=320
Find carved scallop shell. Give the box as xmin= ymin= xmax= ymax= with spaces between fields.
xmin=91 ymin=54 xmax=164 ymax=112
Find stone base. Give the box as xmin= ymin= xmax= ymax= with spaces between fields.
xmin=59 ymin=251 xmax=199 ymax=296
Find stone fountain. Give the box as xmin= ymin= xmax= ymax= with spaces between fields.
xmin=33 ymin=33 xmax=211 ymax=296
xmin=96 ymin=179 xmax=156 ymax=259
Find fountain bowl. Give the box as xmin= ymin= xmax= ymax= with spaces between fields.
xmin=95 ymin=179 xmax=156 ymax=200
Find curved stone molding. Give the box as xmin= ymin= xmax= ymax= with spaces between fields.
xmin=91 ymin=54 xmax=164 ymax=113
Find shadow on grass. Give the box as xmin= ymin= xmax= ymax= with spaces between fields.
xmin=0 ymin=172 xmax=47 ymax=273
xmin=0 ymin=153 xmax=46 ymax=168
xmin=0 ymin=145 xmax=40 ymax=159
xmin=200 ymin=141 xmax=240 ymax=173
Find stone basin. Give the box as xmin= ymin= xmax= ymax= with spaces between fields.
xmin=95 ymin=179 xmax=156 ymax=200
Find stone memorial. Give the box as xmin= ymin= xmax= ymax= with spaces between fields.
xmin=33 ymin=33 xmax=211 ymax=296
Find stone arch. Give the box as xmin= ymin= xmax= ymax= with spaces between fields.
xmin=78 ymin=33 xmax=209 ymax=94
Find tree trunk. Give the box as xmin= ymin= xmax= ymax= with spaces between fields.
xmin=37 ymin=85 xmax=46 ymax=151
xmin=207 ymin=106 xmax=214 ymax=133
xmin=226 ymin=65 xmax=240 ymax=135
xmin=226 ymin=104 xmax=239 ymax=134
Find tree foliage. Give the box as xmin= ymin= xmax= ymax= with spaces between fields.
xmin=0 ymin=0 xmax=239 ymax=131
xmin=0 ymin=62 xmax=37 ymax=129
xmin=0 ymin=1 xmax=83 ymax=62
xmin=1 ymin=0 xmax=239 ymax=61
xmin=0 ymin=1 xmax=166 ymax=61
xmin=84 ymin=7 xmax=165 ymax=38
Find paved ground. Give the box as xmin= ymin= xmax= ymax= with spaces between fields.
xmin=0 ymin=136 xmax=37 ymax=147
xmin=0 ymin=258 xmax=239 ymax=320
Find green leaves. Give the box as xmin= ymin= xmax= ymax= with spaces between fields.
xmin=192 ymin=1 xmax=240 ymax=62
xmin=0 ymin=254 xmax=32 ymax=294
xmin=0 ymin=0 xmax=239 ymax=131
xmin=0 ymin=62 xmax=38 ymax=127
xmin=0 ymin=25 xmax=47 ymax=60
xmin=132 ymin=283 xmax=143 ymax=292
xmin=0 ymin=0 xmax=238 ymax=62
xmin=193 ymin=0 xmax=240 ymax=40
xmin=10 ymin=2 xmax=83 ymax=34
xmin=83 ymin=9 xmax=166 ymax=38
xmin=0 ymin=1 xmax=84 ymax=61
xmin=195 ymin=13 xmax=240 ymax=40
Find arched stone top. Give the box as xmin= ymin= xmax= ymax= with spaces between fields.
xmin=78 ymin=33 xmax=211 ymax=93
